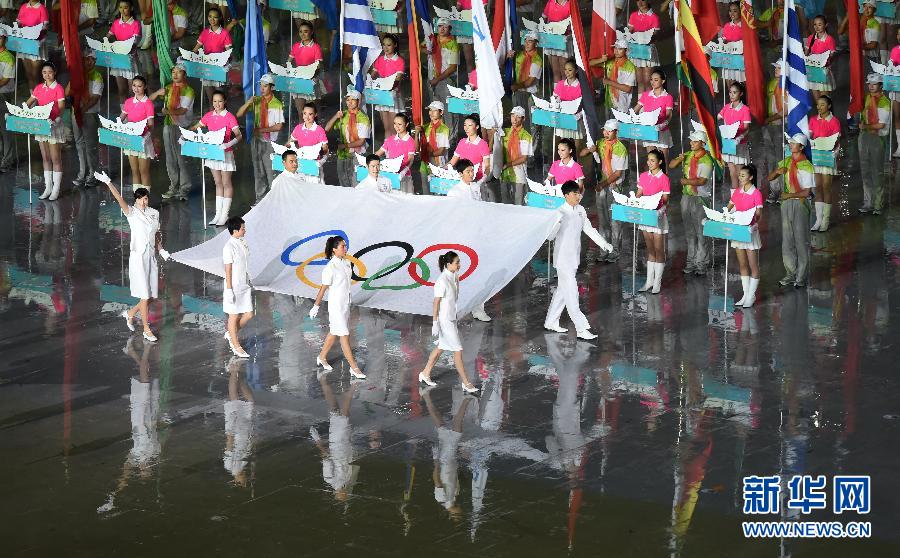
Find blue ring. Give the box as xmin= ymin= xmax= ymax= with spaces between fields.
xmin=281 ymin=229 xmax=349 ymax=266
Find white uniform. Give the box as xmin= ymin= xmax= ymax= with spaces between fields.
xmin=223 ymin=399 xmax=255 ymax=478
xmin=222 ymin=236 xmax=252 ymax=314
xmin=125 ymin=205 xmax=160 ymax=300
xmin=545 ymin=203 xmax=611 ymax=331
xmin=434 ymin=268 xmax=462 ymax=351
xmin=356 ymin=174 xmax=393 ymax=193
xmin=271 ymin=170 xmax=305 ymax=190
xmin=323 ymin=412 xmax=356 ymax=493
xmin=322 ymin=256 xmax=353 ymax=336
xmin=446 ymin=180 xmax=482 ymax=201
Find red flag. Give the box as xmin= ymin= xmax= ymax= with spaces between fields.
xmin=740 ymin=0 xmax=766 ymax=124
xmin=679 ymin=0 xmax=722 ymax=163
xmin=406 ymin=0 xmax=423 ymax=127
xmin=692 ymin=0 xmax=721 ymax=45
xmin=60 ymin=0 xmax=85 ymax=126
xmin=845 ymin=0 xmax=864 ymax=114
xmin=588 ymin=1 xmax=616 ymax=78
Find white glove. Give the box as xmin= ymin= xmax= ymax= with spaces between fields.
xmin=222 ymin=137 xmax=240 ymax=150
xmin=308 ymin=304 xmax=319 ymax=319
xmin=600 ymin=239 xmax=614 ymax=253
xmin=224 ymin=289 xmax=234 ymax=304
xmin=94 ymin=170 xmax=112 ymax=185
xmin=431 ymin=321 xmax=440 ymax=337
xmin=158 ymin=248 xmax=170 ymax=261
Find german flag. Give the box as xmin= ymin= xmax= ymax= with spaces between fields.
xmin=678 ymin=0 xmax=722 ymax=163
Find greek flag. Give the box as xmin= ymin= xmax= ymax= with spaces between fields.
xmin=341 ymin=0 xmax=382 ymax=93
xmin=781 ymin=0 xmax=811 ymax=141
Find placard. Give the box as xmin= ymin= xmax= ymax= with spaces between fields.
xmin=6 ymin=36 xmax=40 ymax=56
xmin=181 ymin=141 xmax=225 ymax=161
xmin=269 ymin=0 xmax=315 ymax=12
xmin=807 ymin=66 xmax=827 ymax=84
xmin=721 ymin=137 xmax=738 ymax=156
xmin=532 ymin=109 xmax=579 ymax=131
xmin=364 ymin=87 xmax=395 ymax=107
xmin=627 ymin=42 xmax=652 ymax=61
xmin=702 ymin=220 xmax=752 ymax=242
xmin=273 ymin=75 xmax=315 ymax=95
xmin=98 ymin=128 xmax=145 ymax=151
xmin=428 ymin=175 xmax=456 ymax=195
xmin=526 ymin=192 xmax=565 ymax=210
xmin=859 ymin=1 xmax=897 ymax=19
xmin=447 ymin=96 xmax=479 ymax=115
xmin=611 ymin=203 xmax=659 ymax=226
xmin=782 ymin=146 xmax=837 ymax=167
xmin=272 ymin=156 xmax=320 ymax=175
xmin=356 ymin=166 xmax=401 ymax=190
xmin=372 ymin=8 xmax=398 ymax=27
xmin=183 ymin=59 xmax=227 ymax=82
xmin=434 ymin=18 xmax=472 ymax=38
xmin=5 ymin=115 xmax=51 ymax=136
xmin=618 ymin=123 xmax=659 ymax=142
xmin=882 ymin=74 xmax=900 ymax=92
xmin=709 ymin=51 xmax=745 ymax=71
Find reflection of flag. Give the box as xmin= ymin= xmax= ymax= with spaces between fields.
xmin=570 ymin=0 xmax=601 ymax=159
xmin=243 ymin=0 xmax=268 ymax=141
xmin=740 ymin=0 xmax=766 ymax=124
xmin=312 ymin=0 xmax=342 ymax=67
xmin=407 ymin=0 xmax=431 ymax=127
xmin=678 ymin=0 xmax=722 ymax=162
xmin=782 ymin=0 xmax=811 ymax=142
xmin=151 ymin=0 xmax=175 ymax=86
xmin=589 ymin=0 xmax=616 ymax=78
xmin=845 ymin=0 xmax=864 ymax=115
xmin=692 ymin=0 xmax=721 ymax=44
xmin=60 ymin=1 xmax=84 ymax=125
xmin=342 ymin=0 xmax=382 ymax=93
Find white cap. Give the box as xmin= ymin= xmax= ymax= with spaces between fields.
xmin=688 ymin=130 xmax=707 ymax=143
xmin=345 ymin=89 xmax=362 ymax=100
xmin=866 ymin=72 xmax=883 ymax=84
xmin=427 ymin=100 xmax=445 ymax=112
xmin=789 ymin=133 xmax=808 ymax=146
xmin=259 ymin=73 xmax=275 ymax=85
xmin=863 ymin=0 xmax=877 ymax=7
xmin=772 ymin=60 xmax=782 ymax=69
xmin=524 ymin=31 xmax=539 ymax=42
xmin=603 ymin=119 xmax=619 ymax=131
xmin=614 ymin=39 xmax=629 ymax=50
xmin=510 ymin=106 xmax=526 ymax=117
xmin=436 ymin=17 xmax=451 ymax=27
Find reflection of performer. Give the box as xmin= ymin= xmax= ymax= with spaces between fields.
xmin=313 ymin=375 xmax=361 ymax=502
xmin=544 ymin=181 xmax=613 ymax=340
xmin=544 ymin=334 xmax=592 ymax=472
xmin=224 ymin=358 xmax=255 ymax=488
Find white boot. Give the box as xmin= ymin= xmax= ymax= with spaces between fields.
xmin=820 ymin=204 xmax=832 ymax=231
xmin=638 ymin=260 xmax=654 ymax=292
xmin=48 ymin=171 xmax=63 ymax=201
xmin=209 ymin=196 xmax=223 ymax=225
xmin=215 ymin=198 xmax=232 ymax=226
xmin=139 ymin=23 xmax=153 ymax=49
xmin=810 ymin=201 xmax=823 ymax=231
xmin=39 ymin=171 xmax=53 ymax=199
xmin=742 ymin=277 xmax=759 ymax=308
xmin=651 ymin=262 xmax=664 ymax=294
xmin=132 ymin=183 xmax=141 ymax=193
xmin=894 ymin=131 xmax=900 ymax=157
xmin=735 ymin=276 xmax=750 ymax=306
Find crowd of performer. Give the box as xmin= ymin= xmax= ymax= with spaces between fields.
xmin=1 ymin=1 xmax=896 ymax=390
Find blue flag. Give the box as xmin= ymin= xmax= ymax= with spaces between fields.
xmin=312 ymin=0 xmax=341 ymax=67
xmin=782 ymin=0 xmax=811 ymax=153
xmin=243 ymin=0 xmax=268 ymax=142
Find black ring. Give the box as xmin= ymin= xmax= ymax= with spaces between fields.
xmin=350 ymin=241 xmax=414 ymax=282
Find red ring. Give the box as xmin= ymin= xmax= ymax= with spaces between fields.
xmin=408 ymin=244 xmax=479 ymax=287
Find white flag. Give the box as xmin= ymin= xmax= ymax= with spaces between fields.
xmin=471 ymin=0 xmax=503 ymax=130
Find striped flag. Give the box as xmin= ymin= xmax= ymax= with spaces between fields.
xmin=588 ymin=1 xmax=616 ymax=78
xmin=491 ymin=0 xmax=517 ymax=80
xmin=678 ymin=0 xmax=723 ymax=163
xmin=570 ymin=0 xmax=602 ymax=160
xmin=407 ymin=0 xmax=431 ymax=127
xmin=471 ymin=0 xmax=503 ymax=129
xmin=341 ymin=0 xmax=382 ymax=94
xmin=781 ymin=0 xmax=811 ymax=142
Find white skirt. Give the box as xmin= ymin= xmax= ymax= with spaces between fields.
xmin=722 ymin=142 xmax=749 ymax=164
xmin=129 ymin=248 xmax=158 ymax=299
xmin=639 ymin=208 xmax=668 ymax=234
xmin=124 ymin=134 xmax=156 ymax=159
xmin=205 ymin=151 xmax=236 ymax=172
xmin=35 ymin=117 xmax=66 ymax=144
xmin=328 ymin=298 xmax=351 ymax=337
xmin=373 ymin=89 xmax=404 ymax=113
xmin=555 ymin=120 xmax=584 ymax=140
xmin=436 ymin=319 xmax=463 ymax=352
xmin=631 ymin=44 xmax=659 ymax=68
xmin=891 ymin=91 xmax=900 ymax=102
xmin=722 ymin=68 xmax=746 ymax=82
xmin=808 ymin=68 xmax=835 ymax=92
xmin=731 ymin=227 xmax=761 ymax=250
xmin=110 ymin=61 xmax=137 ymax=79
xmin=642 ymin=128 xmax=673 ymax=149
xmin=223 ymin=283 xmax=253 ymax=314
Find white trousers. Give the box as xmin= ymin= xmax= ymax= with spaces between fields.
xmin=544 ymin=269 xmax=589 ymax=331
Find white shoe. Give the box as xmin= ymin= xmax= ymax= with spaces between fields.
xmin=350 ymin=368 xmax=367 ymax=380
xmin=230 ymin=344 xmax=249 ymax=358
xmin=209 ymin=196 xmax=223 ymax=225
xmin=742 ymin=278 xmax=759 ymax=308
xmin=418 ymin=372 xmax=437 ymax=387
xmin=638 ymin=260 xmax=654 ymax=292
xmin=142 ymin=331 xmax=157 ymax=342
xmin=544 ymin=323 xmax=568 ymax=333
xmin=651 ymin=262 xmax=664 ymax=294
xmin=48 ymin=171 xmax=63 ymax=201
xmin=471 ymin=309 xmax=492 ymax=322
xmin=316 ymin=356 xmax=333 ymax=371
xmin=121 ymin=310 xmax=135 ymax=332
xmin=576 ymin=329 xmax=597 ymax=340
xmin=461 ymin=383 xmax=480 ymax=394
xmin=39 ymin=171 xmax=53 ymax=199
xmin=215 ymin=198 xmax=232 ymax=226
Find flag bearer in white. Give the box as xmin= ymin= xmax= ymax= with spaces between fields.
xmin=447 ymin=159 xmax=492 ymax=322
xmin=223 ymin=217 xmax=253 ymax=359
xmin=544 ymin=181 xmax=614 ymax=340
xmin=356 ymin=154 xmax=393 ymax=193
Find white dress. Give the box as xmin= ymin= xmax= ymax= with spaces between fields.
xmin=125 ymin=205 xmax=160 ymax=300
xmin=434 ymin=269 xmax=462 ymax=352
xmin=322 ymin=256 xmax=353 ymax=336
xmin=222 ymin=236 xmax=253 ymax=314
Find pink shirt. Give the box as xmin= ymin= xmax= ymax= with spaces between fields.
xmin=17 ymin=2 xmax=49 ymax=28
xmin=454 ymin=136 xmax=491 ymax=181
xmin=290 ymin=123 xmax=328 ymax=156
xmin=542 ymin=0 xmax=570 ymax=23
xmin=381 ymin=133 xmax=417 ymax=175
xmin=718 ymin=102 xmax=752 ymax=142
xmin=553 ymin=78 xmax=582 ymax=101
xmin=730 ymin=185 xmax=763 ymax=224
xmin=110 ymin=17 xmax=141 ymax=41
xmin=628 ymin=9 xmax=660 ymax=33
xmin=892 ymin=45 xmax=900 ymax=66
xmin=721 ymin=21 xmax=742 ymax=43
xmin=201 ymin=110 xmax=240 ymax=151
xmin=373 ymin=54 xmax=406 ymax=89
xmin=469 ymin=69 xmax=477 ymax=90
xmin=32 ymin=82 xmax=65 ymax=121
xmin=123 ymin=96 xmax=154 ymax=134
xmin=290 ymin=41 xmax=324 ymax=66
xmin=806 ymin=33 xmax=836 ymax=57
xmin=198 ymin=27 xmax=233 ymax=54
xmin=548 ymin=158 xmax=584 ymax=184
xmin=458 ymin=0 xmax=488 ymax=9
xmin=637 ymin=169 xmax=670 ymax=208
xmin=637 ymin=90 xmax=674 ymax=127
xmin=808 ymin=113 xmax=840 ymax=140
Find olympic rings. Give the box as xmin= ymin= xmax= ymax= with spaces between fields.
xmin=295 ymin=251 xmax=368 ymax=289
xmin=361 ymin=258 xmax=430 ymax=291
xmin=281 ymin=229 xmax=350 ymax=266
xmin=408 ymin=244 xmax=479 ymax=287
xmin=349 ymin=241 xmax=414 ymax=282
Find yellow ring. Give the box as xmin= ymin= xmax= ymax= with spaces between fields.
xmin=295 ymin=252 xmax=368 ymax=289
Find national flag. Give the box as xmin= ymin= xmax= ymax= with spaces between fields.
xmin=678 ymin=0 xmax=723 ymax=163
xmin=782 ymin=0 xmax=811 ymax=143
xmin=471 ymin=0 xmax=503 ymax=129
xmin=692 ymin=0 xmax=721 ymax=45
xmin=740 ymin=0 xmax=766 ymax=124
xmin=570 ymin=0 xmax=602 ymax=159
xmin=60 ymin=1 xmax=84 ymax=125
xmin=242 ymin=0 xmax=268 ymax=142
xmin=407 ymin=0 xmax=431 ymax=127
xmin=845 ymin=0 xmax=864 ymax=115
xmin=491 ymin=0 xmax=517 ymax=81
xmin=151 ymin=0 xmax=175 ymax=86
xmin=311 ymin=0 xmax=342 ymax=67
xmin=341 ymin=0 xmax=382 ymax=94
xmin=589 ymin=0 xmax=616 ymax=78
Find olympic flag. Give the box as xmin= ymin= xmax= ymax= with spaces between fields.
xmin=171 ymin=182 xmax=560 ymax=317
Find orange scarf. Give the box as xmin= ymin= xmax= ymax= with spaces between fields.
xmin=688 ymin=149 xmax=706 ymax=179
xmin=167 ymin=83 xmax=181 ymax=112
xmin=508 ymin=126 xmax=522 ymax=162
xmin=432 ymin=36 xmax=448 ymax=75
xmin=774 ymin=82 xmax=783 ymax=115
xmin=866 ymin=93 xmax=881 ymax=126
xmin=602 ymin=141 xmax=613 ymax=178
xmin=346 ymin=109 xmax=359 ymax=143
xmin=788 ymin=153 xmax=804 ymax=193
xmin=519 ymin=50 xmax=535 ymax=82
xmin=609 ymin=57 xmax=627 ymax=82
xmin=258 ymin=94 xmax=271 ymax=129
xmin=422 ymin=121 xmax=439 ymax=164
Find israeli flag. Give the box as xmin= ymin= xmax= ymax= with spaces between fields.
xmin=782 ymin=0 xmax=811 ymax=142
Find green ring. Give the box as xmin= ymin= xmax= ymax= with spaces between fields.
xmin=361 ymin=258 xmax=430 ymax=291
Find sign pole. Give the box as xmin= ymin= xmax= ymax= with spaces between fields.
xmin=723 ymin=240 xmax=729 ymax=312
xmin=119 ymin=150 xmax=124 ymax=196
xmin=27 ymin=134 xmax=31 ymax=203
xmin=632 ymin=222 xmax=637 ymax=295
xmin=202 ymin=160 xmax=207 ymax=229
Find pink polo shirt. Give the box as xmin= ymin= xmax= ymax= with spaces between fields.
xmin=290 ymin=123 xmax=328 ymax=155
xmin=469 ymin=69 xmax=477 ymax=90
xmin=718 ymin=102 xmax=751 ymax=142
xmin=32 ymin=82 xmax=65 ymax=121
xmin=721 ymin=21 xmax=742 ymax=42
xmin=110 ymin=17 xmax=141 ymax=41
xmin=809 ymin=113 xmax=840 ymax=140
xmin=290 ymin=41 xmax=323 ymax=66
xmin=373 ymin=54 xmax=406 ymax=87
xmin=806 ymin=33 xmax=836 ymax=57
xmin=730 ymin=185 xmax=763 ymax=224
xmin=628 ymin=9 xmax=660 ymax=32
xmin=553 ymin=78 xmax=582 ymax=102
xmin=17 ymin=2 xmax=49 ymax=28
xmin=381 ymin=133 xmax=417 ymax=175
xmin=542 ymin=0 xmax=570 ymax=23
xmin=637 ymin=90 xmax=674 ymax=127
xmin=453 ymin=136 xmax=491 ymax=181
xmin=198 ymin=27 xmax=232 ymax=54
xmin=637 ymin=169 xmax=670 ymax=208
xmin=123 ymin=96 xmax=154 ymax=134
xmin=892 ymin=45 xmax=900 ymax=67
xmin=548 ymin=158 xmax=584 ymax=184
xmin=200 ymin=110 xmax=240 ymax=151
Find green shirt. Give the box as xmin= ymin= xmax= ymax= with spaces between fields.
xmin=679 ymin=150 xmax=714 ymax=196
xmin=337 ymin=110 xmax=371 ymax=160
xmin=501 ymin=126 xmax=534 ymax=183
